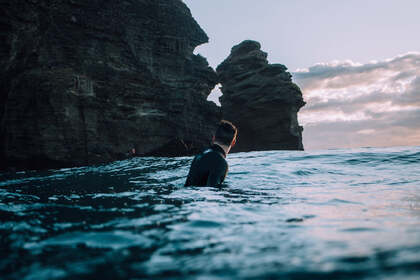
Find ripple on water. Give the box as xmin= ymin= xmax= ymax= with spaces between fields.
xmin=24 ymin=231 xmax=154 ymax=250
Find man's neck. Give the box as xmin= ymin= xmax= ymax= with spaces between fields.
xmin=213 ymin=141 xmax=230 ymax=156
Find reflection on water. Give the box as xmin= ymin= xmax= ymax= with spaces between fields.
xmin=1 ymin=146 xmax=420 ymax=279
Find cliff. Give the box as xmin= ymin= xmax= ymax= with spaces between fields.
xmin=0 ymin=0 xmax=220 ymax=170
xmin=217 ymin=40 xmax=305 ymax=152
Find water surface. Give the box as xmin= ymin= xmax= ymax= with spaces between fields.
xmin=1 ymin=146 xmax=419 ymax=279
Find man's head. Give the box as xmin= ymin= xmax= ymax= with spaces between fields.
xmin=214 ymin=120 xmax=237 ymax=147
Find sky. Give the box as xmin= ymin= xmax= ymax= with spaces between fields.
xmin=184 ymin=0 xmax=420 ymax=150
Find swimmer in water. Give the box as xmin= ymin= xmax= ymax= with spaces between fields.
xmin=185 ymin=120 xmax=237 ymax=187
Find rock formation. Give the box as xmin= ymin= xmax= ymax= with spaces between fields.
xmin=217 ymin=40 xmax=305 ymax=152
xmin=0 ymin=0 xmax=220 ymax=170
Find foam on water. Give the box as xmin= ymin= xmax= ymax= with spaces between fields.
xmin=1 ymin=146 xmax=419 ymax=279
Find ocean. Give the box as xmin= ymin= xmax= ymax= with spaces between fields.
xmin=1 ymin=146 xmax=419 ymax=279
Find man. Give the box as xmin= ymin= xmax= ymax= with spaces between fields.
xmin=185 ymin=120 xmax=237 ymax=186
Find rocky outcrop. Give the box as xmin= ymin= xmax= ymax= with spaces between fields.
xmin=217 ymin=40 xmax=305 ymax=152
xmin=0 ymin=0 xmax=220 ymax=170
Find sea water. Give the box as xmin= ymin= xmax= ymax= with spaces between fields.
xmin=1 ymin=146 xmax=419 ymax=279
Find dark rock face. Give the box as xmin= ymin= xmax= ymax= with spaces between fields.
xmin=217 ymin=40 xmax=305 ymax=152
xmin=0 ymin=0 xmax=220 ymax=169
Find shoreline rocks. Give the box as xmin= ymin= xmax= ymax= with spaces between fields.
xmin=0 ymin=2 xmax=305 ymax=171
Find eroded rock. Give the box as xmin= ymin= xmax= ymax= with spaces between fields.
xmin=217 ymin=40 xmax=305 ymax=152
xmin=0 ymin=0 xmax=220 ymax=169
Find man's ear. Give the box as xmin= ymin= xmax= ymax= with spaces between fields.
xmin=212 ymin=135 xmax=215 ymax=143
xmin=231 ymin=137 xmax=236 ymax=147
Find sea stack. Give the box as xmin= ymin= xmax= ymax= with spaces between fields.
xmin=216 ymin=40 xmax=306 ymax=152
xmin=0 ymin=0 xmax=220 ymax=169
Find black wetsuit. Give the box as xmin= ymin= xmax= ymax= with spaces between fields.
xmin=185 ymin=144 xmax=228 ymax=186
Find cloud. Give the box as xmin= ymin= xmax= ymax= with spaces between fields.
xmin=294 ymin=53 xmax=420 ymax=90
xmin=293 ymin=52 xmax=420 ymax=150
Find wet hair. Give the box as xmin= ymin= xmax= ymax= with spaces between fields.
xmin=215 ymin=120 xmax=237 ymax=146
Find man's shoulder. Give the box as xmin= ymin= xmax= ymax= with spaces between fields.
xmin=194 ymin=148 xmax=226 ymax=167
xmin=204 ymin=148 xmax=226 ymax=161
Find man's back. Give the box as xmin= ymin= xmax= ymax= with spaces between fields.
xmin=184 ymin=144 xmax=228 ymax=186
